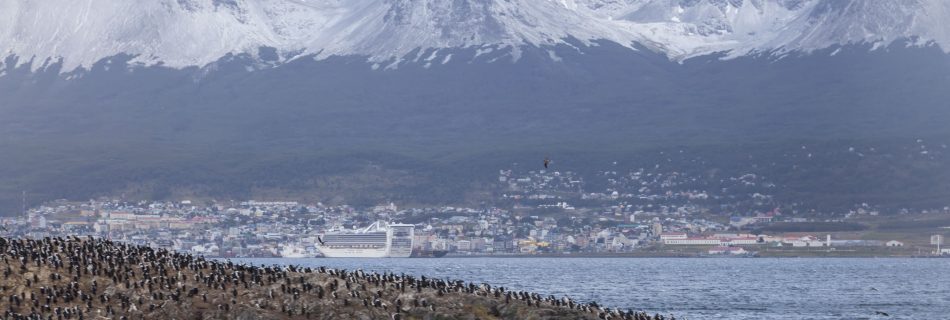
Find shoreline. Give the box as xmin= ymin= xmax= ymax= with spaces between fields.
xmin=220 ymin=253 xmax=950 ymax=259
xmin=1 ymin=236 xmax=652 ymax=320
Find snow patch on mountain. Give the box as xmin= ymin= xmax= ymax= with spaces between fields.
xmin=588 ymin=0 xmax=950 ymax=58
xmin=1 ymin=0 xmax=949 ymax=73
xmin=0 ymin=0 xmax=645 ymax=72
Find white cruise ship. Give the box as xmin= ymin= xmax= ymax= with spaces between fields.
xmin=317 ymin=221 xmax=414 ymax=258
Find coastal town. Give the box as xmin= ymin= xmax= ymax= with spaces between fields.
xmin=4 ymin=167 xmax=947 ymax=258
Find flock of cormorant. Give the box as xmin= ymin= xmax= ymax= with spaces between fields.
xmin=0 ymin=236 xmax=677 ymax=320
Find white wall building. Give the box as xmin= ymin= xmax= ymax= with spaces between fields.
xmin=659 ymin=233 xmax=687 ymax=241
xmin=790 ymin=240 xmax=826 ymax=247
xmin=664 ymin=238 xmax=721 ymax=245
xmin=456 ymin=240 xmax=472 ymax=251
xmin=725 ymin=237 xmax=761 ymax=245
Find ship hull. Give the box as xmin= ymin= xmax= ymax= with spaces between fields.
xmin=280 ymin=253 xmax=317 ymax=258
xmin=316 ymin=246 xmax=391 ymax=258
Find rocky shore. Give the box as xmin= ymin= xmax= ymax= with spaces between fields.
xmin=0 ymin=237 xmax=675 ymax=320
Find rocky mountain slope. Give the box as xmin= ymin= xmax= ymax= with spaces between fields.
xmin=2 ymin=0 xmax=950 ymax=72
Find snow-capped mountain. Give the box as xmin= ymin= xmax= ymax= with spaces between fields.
xmin=3 ymin=0 xmax=950 ymax=215
xmin=0 ymin=0 xmax=641 ymax=71
xmin=604 ymin=0 xmax=950 ymax=58
xmin=2 ymin=0 xmax=950 ymax=72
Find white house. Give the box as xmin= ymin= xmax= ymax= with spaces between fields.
xmin=784 ymin=235 xmax=826 ymax=247
xmin=790 ymin=240 xmax=826 ymax=247
xmin=610 ymin=234 xmax=635 ymax=250
xmin=456 ymin=240 xmax=472 ymax=251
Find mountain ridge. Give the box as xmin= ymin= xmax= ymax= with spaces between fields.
xmin=2 ymin=1 xmax=950 ymax=214
xmin=3 ymin=0 xmax=950 ymax=73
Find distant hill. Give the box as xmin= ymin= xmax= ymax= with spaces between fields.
xmin=2 ymin=0 xmax=950 ymax=213
xmin=2 ymin=42 xmax=949 ymax=213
